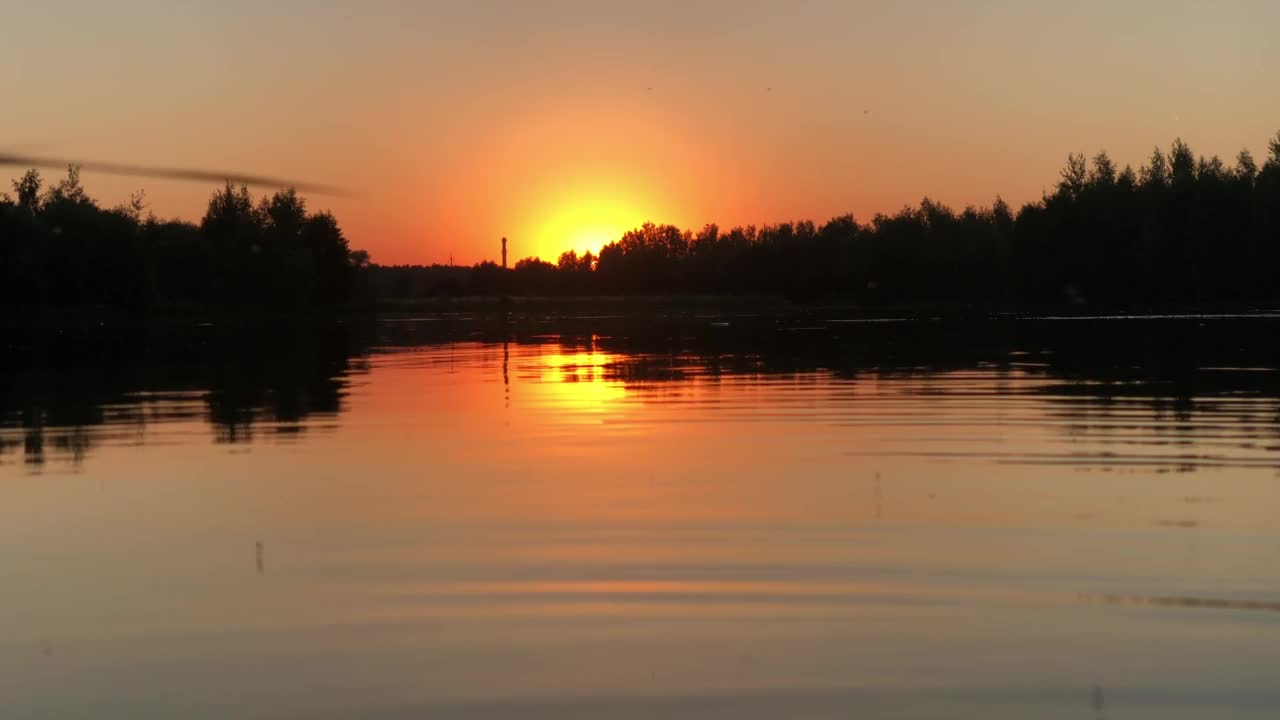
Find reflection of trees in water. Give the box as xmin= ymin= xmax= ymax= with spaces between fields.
xmin=205 ymin=336 xmax=351 ymax=444
xmin=570 ymin=315 xmax=1280 ymax=470
xmin=3 ymin=314 xmax=1280 ymax=471
xmin=0 ymin=320 xmax=364 ymax=469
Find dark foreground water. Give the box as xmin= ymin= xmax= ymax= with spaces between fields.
xmin=3 ymin=313 xmax=1280 ymax=719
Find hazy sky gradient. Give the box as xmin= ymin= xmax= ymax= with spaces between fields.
xmin=3 ymin=0 xmax=1277 ymax=264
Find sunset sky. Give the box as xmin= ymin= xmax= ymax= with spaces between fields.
xmin=3 ymin=0 xmax=1277 ymax=265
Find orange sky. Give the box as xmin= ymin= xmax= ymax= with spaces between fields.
xmin=3 ymin=1 xmax=1278 ymax=265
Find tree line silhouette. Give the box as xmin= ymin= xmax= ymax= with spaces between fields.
xmin=372 ymin=131 xmax=1280 ymax=306
xmin=5 ymin=131 xmax=1280 ymax=310
xmin=0 ymin=166 xmax=367 ymax=308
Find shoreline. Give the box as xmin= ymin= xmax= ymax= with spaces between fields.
xmin=2 ymin=296 xmax=1280 ymax=331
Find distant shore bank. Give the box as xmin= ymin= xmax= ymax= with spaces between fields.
xmin=3 ymin=296 xmax=1280 ymax=331
xmin=368 ymin=294 xmax=1280 ymax=318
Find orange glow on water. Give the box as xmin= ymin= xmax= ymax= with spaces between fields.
xmin=531 ymin=350 xmax=627 ymax=412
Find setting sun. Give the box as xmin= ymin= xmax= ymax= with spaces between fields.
xmin=518 ymin=183 xmax=654 ymax=262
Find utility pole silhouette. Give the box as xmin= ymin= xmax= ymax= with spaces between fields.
xmin=501 ymin=237 xmax=508 ymax=269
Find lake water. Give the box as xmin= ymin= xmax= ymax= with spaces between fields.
xmin=3 ymin=313 xmax=1280 ymax=719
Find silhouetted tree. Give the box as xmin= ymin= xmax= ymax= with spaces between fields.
xmin=0 ymin=171 xmax=365 ymax=310
xmin=12 ymin=169 xmax=41 ymax=213
xmin=302 ymin=211 xmax=354 ymax=304
xmin=259 ymin=187 xmax=312 ymax=304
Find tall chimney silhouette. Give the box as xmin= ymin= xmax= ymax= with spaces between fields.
xmin=501 ymin=236 xmax=508 ymax=269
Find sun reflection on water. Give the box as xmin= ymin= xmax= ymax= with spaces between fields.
xmin=531 ymin=348 xmax=628 ymax=413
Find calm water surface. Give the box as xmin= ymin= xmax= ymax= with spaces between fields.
xmin=3 ymin=314 xmax=1280 ymax=718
